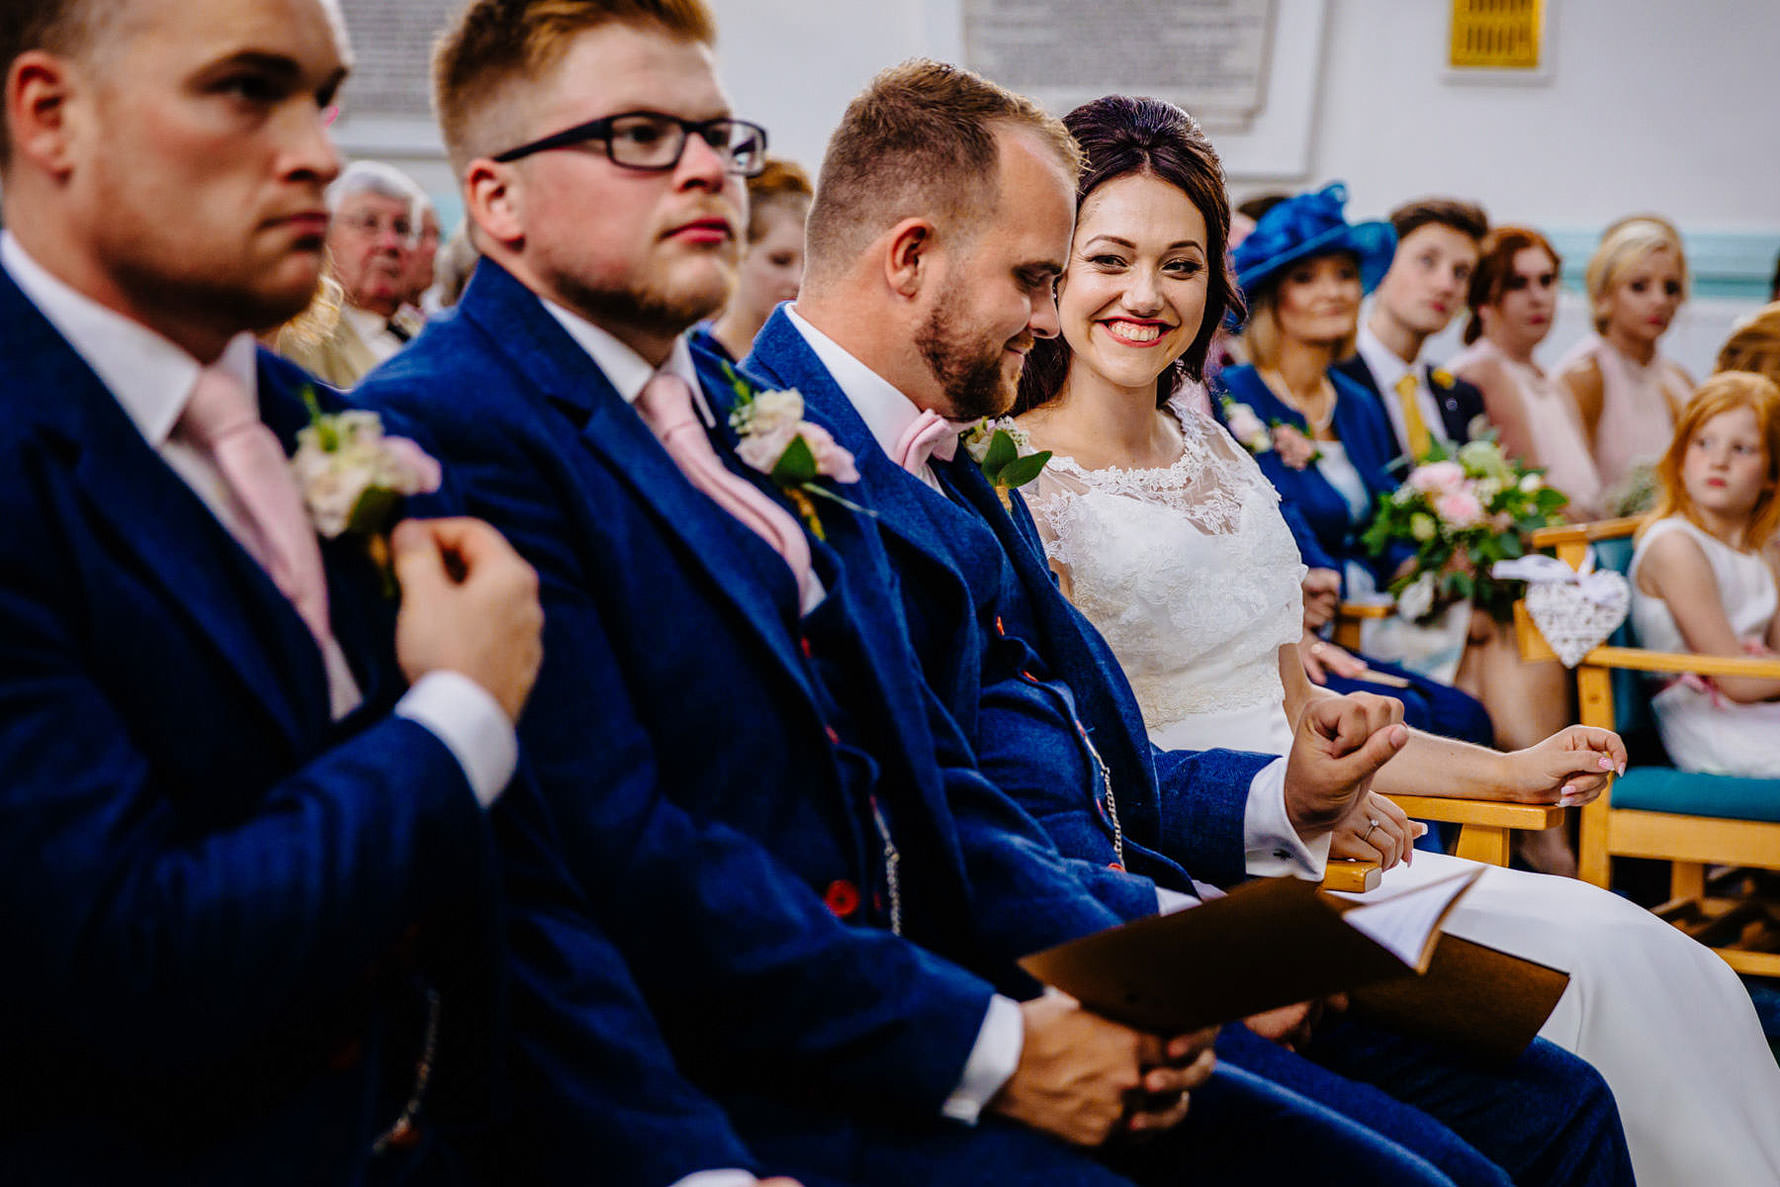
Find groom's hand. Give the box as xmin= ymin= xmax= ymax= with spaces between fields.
xmin=991 ymin=993 xmax=1201 ymax=1146
xmin=394 ymin=517 xmax=544 ymax=723
xmin=1283 ymin=693 xmax=1409 ymax=834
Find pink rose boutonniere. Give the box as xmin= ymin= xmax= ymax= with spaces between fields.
xmin=723 ymin=366 xmax=865 ymax=540
xmin=1220 ymin=396 xmax=1322 ymax=470
xmin=291 ymin=388 xmax=443 ymax=592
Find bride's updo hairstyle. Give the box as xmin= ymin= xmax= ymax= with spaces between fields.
xmin=1015 ymin=95 xmax=1240 ymax=413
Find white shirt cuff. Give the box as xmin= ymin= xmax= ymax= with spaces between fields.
xmin=669 ymin=1173 xmax=759 ymax=1187
xmin=1242 ymin=756 xmax=1332 ymax=879
xmin=1156 ymin=886 xmax=1201 ymax=914
xmin=941 ymin=993 xmax=1024 ymax=1124
xmin=395 ymin=670 xmax=518 ymax=808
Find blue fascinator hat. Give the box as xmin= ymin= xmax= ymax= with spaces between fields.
xmin=1232 ymin=183 xmax=1397 ymax=300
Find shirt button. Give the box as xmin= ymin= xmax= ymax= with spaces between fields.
xmin=824 ymin=880 xmax=861 ymax=917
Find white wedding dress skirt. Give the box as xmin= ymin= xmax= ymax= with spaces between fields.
xmin=1029 ymin=397 xmax=1780 ymax=1187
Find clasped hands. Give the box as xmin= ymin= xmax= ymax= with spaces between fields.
xmin=990 ymin=991 xmax=1217 ymax=1147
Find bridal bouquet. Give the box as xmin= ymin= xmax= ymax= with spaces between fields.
xmin=1361 ymin=436 xmax=1569 ymax=624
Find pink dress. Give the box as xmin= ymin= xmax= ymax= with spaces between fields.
xmin=1450 ymin=337 xmax=1603 ymax=520
xmin=1553 ymin=333 xmax=1689 ymax=492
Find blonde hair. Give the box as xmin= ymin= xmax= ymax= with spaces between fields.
xmin=1715 ymin=302 xmax=1780 ymax=388
xmin=1586 ymin=216 xmax=1689 ymax=333
xmin=803 ymin=59 xmax=1081 ymax=283
xmin=1645 ymin=371 xmax=1780 ymax=550
xmin=745 ymin=157 xmax=812 ymax=244
xmin=1243 ymin=281 xmax=1357 ymax=370
xmin=432 ymin=0 xmax=716 ymax=174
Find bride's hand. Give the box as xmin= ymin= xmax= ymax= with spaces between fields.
xmin=1500 ymin=726 xmax=1627 ymax=806
xmin=1283 ymin=693 xmax=1409 ymax=833
xmin=1301 ymin=568 xmax=1342 ymax=630
xmin=1300 ymin=634 xmax=1370 ymax=685
xmin=1330 ymin=791 xmax=1425 ymax=870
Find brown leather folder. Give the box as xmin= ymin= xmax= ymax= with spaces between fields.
xmin=1018 ymin=870 xmax=1567 ymax=1063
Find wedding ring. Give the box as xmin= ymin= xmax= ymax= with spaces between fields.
xmin=1362 ymin=818 xmax=1381 ymax=843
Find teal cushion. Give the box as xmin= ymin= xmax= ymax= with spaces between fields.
xmin=1613 ymin=766 xmax=1780 ymax=823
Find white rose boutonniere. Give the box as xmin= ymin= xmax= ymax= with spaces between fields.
xmin=1219 ymin=398 xmax=1272 ymax=456
xmin=722 ymin=365 xmax=865 ymax=540
xmin=291 ymin=388 xmax=443 ymax=592
xmin=959 ymin=417 xmax=1052 ymax=510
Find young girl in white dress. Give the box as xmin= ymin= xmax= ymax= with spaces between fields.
xmin=1630 ymin=371 xmax=1780 ymax=776
xmin=1012 ymin=94 xmax=1780 ymax=1187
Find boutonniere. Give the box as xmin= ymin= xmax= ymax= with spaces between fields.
xmin=961 ymin=418 xmax=1052 ymax=510
xmin=1220 ymin=397 xmax=1322 ymax=470
xmin=722 ymin=366 xmax=864 ymax=540
xmin=291 ymin=388 xmax=442 ymax=593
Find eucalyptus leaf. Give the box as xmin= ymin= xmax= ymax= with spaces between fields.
xmin=983 ymin=429 xmax=1019 ymax=474
xmin=997 ymin=450 xmax=1052 ymax=489
xmin=772 ymin=434 xmax=818 ymax=486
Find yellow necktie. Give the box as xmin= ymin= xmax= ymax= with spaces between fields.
xmin=1396 ymin=372 xmax=1432 ymax=462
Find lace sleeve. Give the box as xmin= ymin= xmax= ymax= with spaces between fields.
xmin=1026 ymin=464 xmax=1094 ymax=569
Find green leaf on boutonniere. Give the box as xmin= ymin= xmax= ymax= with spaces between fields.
xmin=983 ymin=428 xmax=1019 ymax=473
xmin=996 ymin=449 xmax=1053 ymax=490
xmin=771 ymin=434 xmax=818 ymax=486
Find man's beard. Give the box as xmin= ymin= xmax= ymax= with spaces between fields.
xmin=552 ymin=267 xmax=729 ymax=342
xmin=916 ymin=290 xmax=1025 ymax=421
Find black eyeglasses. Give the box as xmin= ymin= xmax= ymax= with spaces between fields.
xmin=492 ymin=110 xmax=769 ymax=175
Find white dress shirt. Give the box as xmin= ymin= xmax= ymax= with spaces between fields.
xmin=344 ymin=303 xmax=408 ymax=364
xmin=1355 ymin=322 xmax=1453 ymax=458
xmin=1 ymin=233 xmax=516 ymax=807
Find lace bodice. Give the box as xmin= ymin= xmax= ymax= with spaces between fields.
xmin=1027 ymin=395 xmax=1307 ymax=731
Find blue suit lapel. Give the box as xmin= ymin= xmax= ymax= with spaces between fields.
xmin=457 ymin=265 xmax=818 ymax=706
xmin=0 ymin=269 xmax=327 ymax=751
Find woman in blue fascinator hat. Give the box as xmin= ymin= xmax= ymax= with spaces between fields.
xmin=1213 ymin=185 xmax=1500 ymax=769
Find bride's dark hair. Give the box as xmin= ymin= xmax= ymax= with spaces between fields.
xmin=1014 ymin=95 xmax=1242 ymax=413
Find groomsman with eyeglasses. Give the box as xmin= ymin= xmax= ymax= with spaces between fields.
xmin=0 ymin=0 xmax=805 ymax=1183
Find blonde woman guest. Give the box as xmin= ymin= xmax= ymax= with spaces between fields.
xmin=1451 ymin=227 xmax=1603 ymax=520
xmin=1554 ymin=217 xmax=1695 ymax=489
xmin=701 ymin=157 xmax=812 ymax=362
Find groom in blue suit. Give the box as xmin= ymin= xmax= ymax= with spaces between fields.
xmin=744 ymin=60 xmax=1631 ymax=1187
xmin=0 ymin=1 xmax=805 ymax=1184
xmin=352 ymin=2 xmax=1560 ymax=1185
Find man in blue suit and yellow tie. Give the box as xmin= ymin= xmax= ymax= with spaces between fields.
xmin=357 ymin=1 xmax=1632 ymax=1185
xmin=0 ymin=0 xmax=813 ymax=1183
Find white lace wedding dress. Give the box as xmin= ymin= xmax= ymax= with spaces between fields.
xmin=1027 ymin=396 xmax=1780 ymax=1187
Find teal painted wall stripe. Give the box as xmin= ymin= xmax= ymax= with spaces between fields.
xmin=1543 ymin=229 xmax=1779 ymax=302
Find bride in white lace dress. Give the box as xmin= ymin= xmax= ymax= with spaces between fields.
xmin=1012 ymin=96 xmax=1780 ymax=1186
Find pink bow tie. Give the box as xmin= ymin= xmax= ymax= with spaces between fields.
xmin=893 ymin=409 xmax=964 ymax=474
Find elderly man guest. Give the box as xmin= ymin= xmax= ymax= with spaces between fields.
xmin=279 ymin=158 xmax=422 ymax=386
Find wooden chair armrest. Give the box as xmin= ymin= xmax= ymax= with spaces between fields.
xmin=1380 ymin=794 xmax=1564 ymax=832
xmin=1528 ymin=515 xmax=1646 ymax=549
xmin=1577 ymin=646 xmax=1780 ymax=681
xmin=1337 ymin=601 xmax=1394 ymax=620
xmin=1321 ymin=859 xmax=1381 ymax=893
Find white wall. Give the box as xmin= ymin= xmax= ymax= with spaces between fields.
xmin=707 ymin=0 xmax=1776 ymax=375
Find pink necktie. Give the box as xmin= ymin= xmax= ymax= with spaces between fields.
xmin=178 ymin=364 xmax=338 ymax=659
xmin=893 ymin=409 xmax=961 ymax=474
xmin=634 ymin=373 xmax=821 ymax=611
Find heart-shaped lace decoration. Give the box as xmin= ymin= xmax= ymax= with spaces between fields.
xmin=1526 ymin=574 xmax=1630 ymax=667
